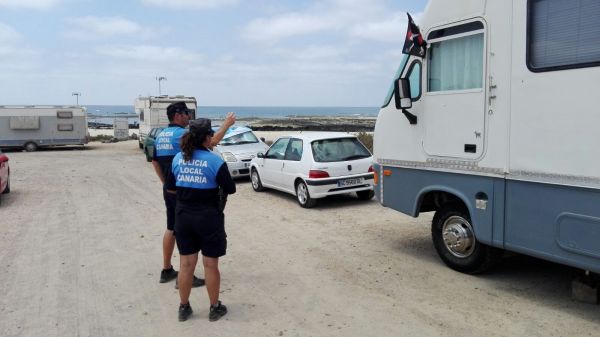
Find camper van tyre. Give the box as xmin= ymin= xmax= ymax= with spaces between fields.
xmin=24 ymin=142 xmax=38 ymax=152
xmin=139 ymin=141 xmax=143 ymax=149
xmin=432 ymin=204 xmax=500 ymax=274
xmin=144 ymin=148 xmax=152 ymax=162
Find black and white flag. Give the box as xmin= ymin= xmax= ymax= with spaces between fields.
xmin=402 ymin=13 xmax=427 ymax=58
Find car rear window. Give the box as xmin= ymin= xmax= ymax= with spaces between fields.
xmin=311 ymin=137 xmax=371 ymax=162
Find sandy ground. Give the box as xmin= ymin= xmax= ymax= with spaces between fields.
xmin=0 ymin=141 xmax=598 ymax=337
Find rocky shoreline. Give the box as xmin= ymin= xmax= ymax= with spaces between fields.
xmin=221 ymin=116 xmax=377 ymax=132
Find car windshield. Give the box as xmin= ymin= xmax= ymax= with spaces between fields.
xmin=219 ymin=131 xmax=259 ymax=146
xmin=311 ymin=137 xmax=371 ymax=162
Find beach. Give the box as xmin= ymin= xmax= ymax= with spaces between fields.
xmin=0 ymin=141 xmax=596 ymax=337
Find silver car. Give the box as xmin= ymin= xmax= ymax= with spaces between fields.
xmin=212 ymin=126 xmax=270 ymax=178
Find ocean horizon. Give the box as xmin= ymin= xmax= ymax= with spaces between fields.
xmin=85 ymin=105 xmax=380 ymax=119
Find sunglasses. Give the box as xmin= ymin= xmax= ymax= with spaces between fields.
xmin=177 ymin=110 xmax=190 ymax=115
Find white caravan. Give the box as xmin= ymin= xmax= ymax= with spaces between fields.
xmin=0 ymin=106 xmax=88 ymax=151
xmin=134 ymin=96 xmax=197 ymax=149
xmin=374 ymin=0 xmax=600 ymax=274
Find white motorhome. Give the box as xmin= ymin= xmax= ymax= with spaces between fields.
xmin=134 ymin=96 xmax=197 ymax=149
xmin=0 ymin=106 xmax=88 ymax=151
xmin=374 ymin=0 xmax=600 ymax=274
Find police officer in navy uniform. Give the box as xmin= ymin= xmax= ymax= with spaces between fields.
xmin=172 ymin=118 xmax=236 ymax=322
xmin=151 ymin=102 xmax=235 ymax=287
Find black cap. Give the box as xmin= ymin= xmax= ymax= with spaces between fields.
xmin=189 ymin=118 xmax=215 ymax=136
xmin=166 ymin=102 xmax=190 ymax=118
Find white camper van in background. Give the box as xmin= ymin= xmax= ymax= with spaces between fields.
xmin=0 ymin=106 xmax=88 ymax=151
xmin=134 ymin=96 xmax=197 ymax=149
xmin=374 ymin=0 xmax=600 ymax=275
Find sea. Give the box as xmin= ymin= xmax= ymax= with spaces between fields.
xmin=85 ymin=105 xmax=380 ymax=127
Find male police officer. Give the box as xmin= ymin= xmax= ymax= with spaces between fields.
xmin=151 ymin=102 xmax=235 ymax=286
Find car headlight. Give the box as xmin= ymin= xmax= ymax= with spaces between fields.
xmin=221 ymin=152 xmax=238 ymax=162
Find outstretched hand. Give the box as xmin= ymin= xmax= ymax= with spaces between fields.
xmin=224 ymin=112 xmax=236 ymax=128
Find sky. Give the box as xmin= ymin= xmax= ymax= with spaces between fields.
xmin=0 ymin=0 xmax=427 ymax=106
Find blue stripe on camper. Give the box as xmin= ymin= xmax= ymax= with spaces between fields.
xmin=378 ymin=165 xmax=600 ymax=274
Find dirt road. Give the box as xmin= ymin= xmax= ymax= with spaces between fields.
xmin=0 ymin=141 xmax=597 ymax=337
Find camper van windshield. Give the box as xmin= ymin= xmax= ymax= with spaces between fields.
xmin=381 ymin=55 xmax=409 ymax=108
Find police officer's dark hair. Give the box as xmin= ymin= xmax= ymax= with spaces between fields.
xmin=180 ymin=131 xmax=210 ymax=162
xmin=166 ymin=102 xmax=189 ymax=122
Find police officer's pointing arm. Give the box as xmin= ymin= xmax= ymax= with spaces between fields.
xmin=210 ymin=112 xmax=236 ymax=147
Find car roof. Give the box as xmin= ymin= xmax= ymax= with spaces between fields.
xmin=274 ymin=131 xmax=356 ymax=142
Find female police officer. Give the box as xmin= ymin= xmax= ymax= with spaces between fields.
xmin=171 ymin=118 xmax=236 ymax=322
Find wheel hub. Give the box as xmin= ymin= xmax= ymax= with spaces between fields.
xmin=297 ymin=184 xmax=307 ymax=203
xmin=442 ymin=216 xmax=475 ymax=258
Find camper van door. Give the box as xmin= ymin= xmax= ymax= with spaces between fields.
xmin=422 ymin=20 xmax=487 ymax=159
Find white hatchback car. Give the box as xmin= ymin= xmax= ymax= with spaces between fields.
xmin=249 ymin=132 xmax=375 ymax=208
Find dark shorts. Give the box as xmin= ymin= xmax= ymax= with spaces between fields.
xmin=163 ymin=189 xmax=176 ymax=231
xmin=174 ymin=204 xmax=227 ymax=258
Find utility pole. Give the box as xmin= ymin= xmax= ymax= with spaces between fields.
xmin=156 ymin=76 xmax=167 ymax=95
xmin=72 ymin=92 xmax=82 ymax=105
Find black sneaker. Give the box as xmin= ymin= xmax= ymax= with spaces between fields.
xmin=178 ymin=303 xmax=193 ymax=322
xmin=160 ymin=267 xmax=178 ymax=283
xmin=209 ymin=301 xmax=227 ymax=322
xmin=174 ymin=275 xmax=205 ymax=289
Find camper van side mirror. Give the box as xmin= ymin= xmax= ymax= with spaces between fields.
xmin=394 ymin=78 xmax=412 ymax=110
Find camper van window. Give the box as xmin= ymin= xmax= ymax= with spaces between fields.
xmin=528 ymin=0 xmax=600 ymax=72
xmin=407 ymin=61 xmax=422 ymax=100
xmin=428 ymin=33 xmax=484 ymax=92
xmin=57 ymin=111 xmax=73 ymax=119
xmin=381 ymin=55 xmax=409 ymax=108
xmin=58 ymin=124 xmax=74 ymax=131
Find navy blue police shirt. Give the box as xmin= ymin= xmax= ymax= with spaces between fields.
xmin=172 ymin=148 xmax=236 ymax=206
xmin=153 ymin=124 xmax=187 ymax=191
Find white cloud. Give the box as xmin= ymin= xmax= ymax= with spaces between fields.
xmin=242 ymin=0 xmax=411 ymax=44
xmin=0 ymin=22 xmax=21 ymax=42
xmin=141 ymin=0 xmax=237 ymax=10
xmin=349 ymin=13 xmax=408 ymax=43
xmin=65 ymin=16 xmax=157 ymax=40
xmin=272 ymin=45 xmax=347 ymax=61
xmin=96 ymin=45 xmax=201 ymax=63
xmin=0 ymin=0 xmax=61 ymax=9
xmin=243 ymin=13 xmax=339 ymax=43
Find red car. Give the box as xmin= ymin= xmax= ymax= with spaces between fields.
xmin=0 ymin=150 xmax=10 ymax=204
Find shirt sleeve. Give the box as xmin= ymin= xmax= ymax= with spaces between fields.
xmin=216 ymin=163 xmax=236 ymax=195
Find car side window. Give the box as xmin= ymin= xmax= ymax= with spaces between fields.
xmin=265 ymin=138 xmax=290 ymax=160
xmin=284 ymin=138 xmax=303 ymax=161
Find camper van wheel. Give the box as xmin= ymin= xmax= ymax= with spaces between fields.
xmin=24 ymin=142 xmax=38 ymax=152
xmin=145 ymin=149 xmax=152 ymax=162
xmin=432 ymin=204 xmax=500 ymax=274
xmin=139 ymin=141 xmax=143 ymax=149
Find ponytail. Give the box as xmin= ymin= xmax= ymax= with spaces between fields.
xmin=180 ymin=131 xmax=210 ymax=161
xmin=180 ymin=132 xmax=195 ymax=162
